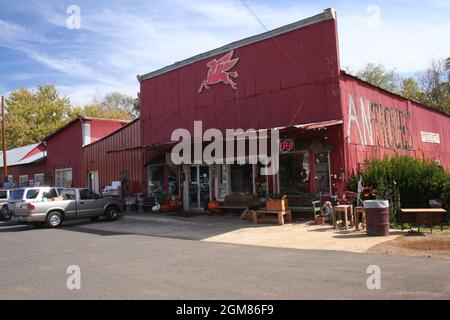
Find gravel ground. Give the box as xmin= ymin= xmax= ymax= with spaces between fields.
xmin=368 ymin=229 xmax=450 ymax=259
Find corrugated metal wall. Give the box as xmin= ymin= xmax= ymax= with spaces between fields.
xmin=140 ymin=17 xmax=342 ymax=146
xmin=340 ymin=73 xmax=450 ymax=175
xmin=45 ymin=118 xmax=128 ymax=187
xmin=81 ymin=119 xmax=145 ymax=195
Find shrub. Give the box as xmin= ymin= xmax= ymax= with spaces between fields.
xmin=358 ymin=156 xmax=450 ymax=226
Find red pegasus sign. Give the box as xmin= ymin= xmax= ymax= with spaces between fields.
xmin=198 ymin=50 xmax=239 ymax=93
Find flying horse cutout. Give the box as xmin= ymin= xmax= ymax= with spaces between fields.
xmin=198 ymin=50 xmax=239 ymax=93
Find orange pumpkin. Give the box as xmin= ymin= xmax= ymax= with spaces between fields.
xmin=207 ymin=199 xmax=220 ymax=213
xmin=160 ymin=203 xmax=172 ymax=213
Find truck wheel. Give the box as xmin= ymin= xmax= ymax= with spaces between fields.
xmin=47 ymin=212 xmax=63 ymax=228
xmin=1 ymin=206 xmax=11 ymax=220
xmin=105 ymin=206 xmax=119 ymax=221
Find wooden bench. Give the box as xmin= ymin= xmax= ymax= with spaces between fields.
xmin=253 ymin=209 xmax=292 ymax=225
xmin=218 ymin=194 xmax=258 ymax=214
xmin=285 ymin=193 xmax=322 ymax=219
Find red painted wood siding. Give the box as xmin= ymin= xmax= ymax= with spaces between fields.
xmin=81 ymin=119 xmax=144 ymax=195
xmin=140 ymin=18 xmax=342 ymax=145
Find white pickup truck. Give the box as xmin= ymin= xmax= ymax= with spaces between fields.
xmin=8 ymin=187 xmax=125 ymax=228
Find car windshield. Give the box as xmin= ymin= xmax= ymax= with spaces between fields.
xmin=0 ymin=191 xmax=7 ymax=199
xmin=9 ymin=189 xmax=25 ymax=201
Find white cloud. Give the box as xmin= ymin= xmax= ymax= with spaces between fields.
xmin=338 ymin=10 xmax=450 ymax=72
xmin=8 ymin=73 xmax=33 ymax=81
xmin=56 ymin=83 xmax=139 ymax=107
xmin=2 ymin=0 xmax=449 ymax=106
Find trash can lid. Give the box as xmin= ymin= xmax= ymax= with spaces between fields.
xmin=363 ymin=200 xmax=389 ymax=209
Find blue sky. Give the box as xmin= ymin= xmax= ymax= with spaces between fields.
xmin=0 ymin=0 xmax=449 ymax=106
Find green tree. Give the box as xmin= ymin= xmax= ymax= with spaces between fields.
xmin=4 ymin=85 xmax=75 ymax=149
xmin=400 ymin=77 xmax=426 ymax=103
xmin=419 ymin=57 xmax=450 ymax=113
xmin=100 ymin=92 xmax=138 ymax=118
xmin=133 ymin=92 xmax=140 ymax=117
xmin=356 ymin=63 xmax=401 ymax=94
xmin=77 ymin=103 xmax=134 ymax=121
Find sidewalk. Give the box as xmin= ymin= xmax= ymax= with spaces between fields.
xmin=117 ymin=212 xmax=404 ymax=253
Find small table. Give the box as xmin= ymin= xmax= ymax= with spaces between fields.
xmin=354 ymin=207 xmax=366 ymax=231
xmin=332 ymin=205 xmax=354 ymax=230
xmin=400 ymin=208 xmax=447 ymax=233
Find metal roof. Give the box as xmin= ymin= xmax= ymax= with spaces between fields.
xmin=137 ymin=8 xmax=336 ymax=82
xmin=0 ymin=143 xmax=46 ymax=168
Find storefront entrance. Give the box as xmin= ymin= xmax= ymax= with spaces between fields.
xmin=188 ymin=165 xmax=210 ymax=211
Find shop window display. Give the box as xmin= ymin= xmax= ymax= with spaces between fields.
xmin=279 ymin=151 xmax=311 ymax=194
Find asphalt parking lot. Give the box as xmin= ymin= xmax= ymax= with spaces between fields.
xmin=0 ymin=215 xmax=450 ymax=299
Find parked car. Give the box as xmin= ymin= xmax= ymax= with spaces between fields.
xmin=0 ymin=189 xmax=13 ymax=220
xmin=8 ymin=187 xmax=125 ymax=228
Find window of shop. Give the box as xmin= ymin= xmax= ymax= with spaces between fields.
xmin=148 ymin=165 xmax=165 ymax=197
xmin=34 ymin=173 xmax=45 ymax=187
xmin=230 ymin=163 xmax=253 ymax=194
xmin=314 ymin=152 xmax=331 ymax=195
xmin=216 ymin=165 xmax=229 ymax=201
xmin=167 ymin=165 xmax=179 ymax=198
xmin=279 ymin=151 xmax=311 ymax=194
xmin=19 ymin=175 xmax=29 ymax=187
xmin=255 ymin=163 xmax=268 ymax=199
xmin=55 ymin=169 xmax=73 ymax=188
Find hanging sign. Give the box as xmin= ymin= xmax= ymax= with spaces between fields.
xmin=280 ymin=139 xmax=295 ymax=154
xmin=421 ymin=131 xmax=440 ymax=144
xmin=198 ymin=50 xmax=239 ymax=93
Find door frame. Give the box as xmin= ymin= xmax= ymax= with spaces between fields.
xmin=187 ymin=165 xmax=211 ymax=211
xmin=87 ymin=171 xmax=100 ymax=193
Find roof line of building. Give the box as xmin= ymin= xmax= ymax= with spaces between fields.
xmin=137 ymin=8 xmax=336 ymax=82
xmin=341 ymin=70 xmax=450 ymax=118
xmin=42 ymin=116 xmax=131 ymax=143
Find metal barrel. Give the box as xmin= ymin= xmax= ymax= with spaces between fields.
xmin=364 ymin=200 xmax=390 ymax=237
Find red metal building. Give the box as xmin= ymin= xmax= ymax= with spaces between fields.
xmin=1 ymin=117 xmax=129 ymax=188
xmin=0 ymin=143 xmax=47 ymax=186
xmin=136 ymin=8 xmax=450 ymax=211
xmin=81 ymin=118 xmax=143 ymax=195
xmin=4 ymin=8 xmax=447 ymax=212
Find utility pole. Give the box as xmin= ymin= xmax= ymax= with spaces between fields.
xmin=1 ymin=96 xmax=7 ymax=182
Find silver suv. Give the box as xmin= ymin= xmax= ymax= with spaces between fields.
xmin=0 ymin=189 xmax=13 ymax=220
xmin=9 ymin=187 xmax=125 ymax=228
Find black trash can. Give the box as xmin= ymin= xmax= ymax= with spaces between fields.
xmin=363 ymin=200 xmax=390 ymax=237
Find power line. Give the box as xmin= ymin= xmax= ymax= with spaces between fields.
xmin=239 ymin=0 xmax=299 ymax=66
